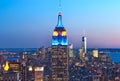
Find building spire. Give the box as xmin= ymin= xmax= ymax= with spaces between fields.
xmin=59 ymin=0 xmax=62 ymax=12
xmin=83 ymin=29 xmax=86 ymax=36
xmin=56 ymin=0 xmax=63 ymax=27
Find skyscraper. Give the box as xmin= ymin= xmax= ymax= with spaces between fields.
xmin=68 ymin=44 xmax=74 ymax=58
xmin=82 ymin=36 xmax=87 ymax=56
xmin=34 ymin=66 xmax=44 ymax=81
xmin=51 ymin=12 xmax=69 ymax=81
xmin=79 ymin=35 xmax=88 ymax=61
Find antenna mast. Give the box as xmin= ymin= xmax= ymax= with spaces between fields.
xmin=83 ymin=29 xmax=86 ymax=36
xmin=59 ymin=0 xmax=62 ymax=12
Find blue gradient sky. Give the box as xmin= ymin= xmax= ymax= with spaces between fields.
xmin=0 ymin=0 xmax=120 ymax=48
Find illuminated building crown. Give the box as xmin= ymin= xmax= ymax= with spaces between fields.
xmin=52 ymin=12 xmax=68 ymax=46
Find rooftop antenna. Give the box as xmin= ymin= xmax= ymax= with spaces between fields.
xmin=83 ymin=29 xmax=86 ymax=36
xmin=59 ymin=0 xmax=62 ymax=12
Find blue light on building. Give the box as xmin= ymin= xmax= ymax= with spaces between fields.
xmin=52 ymin=12 xmax=68 ymax=46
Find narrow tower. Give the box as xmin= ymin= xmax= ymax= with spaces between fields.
xmin=82 ymin=36 xmax=87 ymax=55
xmin=82 ymin=32 xmax=88 ymax=61
xmin=51 ymin=12 xmax=69 ymax=81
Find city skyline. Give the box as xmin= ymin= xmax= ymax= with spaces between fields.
xmin=0 ymin=0 xmax=120 ymax=48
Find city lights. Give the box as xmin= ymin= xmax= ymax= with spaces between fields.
xmin=3 ymin=61 xmax=9 ymax=71
xmin=53 ymin=31 xmax=58 ymax=36
xmin=62 ymin=31 xmax=67 ymax=36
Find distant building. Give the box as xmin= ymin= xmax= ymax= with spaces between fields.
xmin=21 ymin=60 xmax=27 ymax=81
xmin=91 ymin=49 xmax=99 ymax=58
xmin=0 ymin=55 xmax=4 ymax=73
xmin=0 ymin=55 xmax=4 ymax=64
xmin=51 ymin=12 xmax=69 ymax=81
xmin=82 ymin=36 xmax=87 ymax=56
xmin=0 ymin=72 xmax=20 ymax=81
xmin=68 ymin=44 xmax=74 ymax=58
xmin=34 ymin=66 xmax=44 ymax=81
xmin=2 ymin=54 xmax=20 ymax=62
xmin=27 ymin=66 xmax=34 ymax=81
xmin=38 ymin=46 xmax=46 ymax=60
xmin=99 ymin=53 xmax=107 ymax=62
xmin=9 ymin=62 xmax=20 ymax=72
xmin=79 ymin=35 xmax=88 ymax=61
xmin=89 ymin=75 xmax=100 ymax=81
xmin=78 ymin=48 xmax=83 ymax=60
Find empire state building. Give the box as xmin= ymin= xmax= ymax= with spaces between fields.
xmin=51 ymin=12 xmax=69 ymax=81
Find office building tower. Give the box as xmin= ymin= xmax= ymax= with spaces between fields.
xmin=9 ymin=62 xmax=20 ymax=72
xmin=82 ymin=36 xmax=87 ymax=57
xmin=0 ymin=55 xmax=4 ymax=72
xmin=89 ymin=75 xmax=100 ymax=81
xmin=78 ymin=48 xmax=83 ymax=60
xmin=91 ymin=49 xmax=99 ymax=58
xmin=0 ymin=72 xmax=20 ymax=81
xmin=21 ymin=60 xmax=27 ymax=81
xmin=38 ymin=46 xmax=46 ymax=60
xmin=79 ymin=35 xmax=88 ymax=61
xmin=82 ymin=35 xmax=89 ymax=61
xmin=99 ymin=52 xmax=107 ymax=62
xmin=51 ymin=12 xmax=69 ymax=81
xmin=68 ymin=44 xmax=74 ymax=58
xmin=28 ymin=66 xmax=34 ymax=80
xmin=34 ymin=66 xmax=44 ymax=81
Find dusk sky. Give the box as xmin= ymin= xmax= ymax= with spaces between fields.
xmin=0 ymin=0 xmax=120 ymax=48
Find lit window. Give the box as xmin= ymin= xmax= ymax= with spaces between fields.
xmin=53 ymin=31 xmax=58 ymax=36
xmin=62 ymin=31 xmax=67 ymax=36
